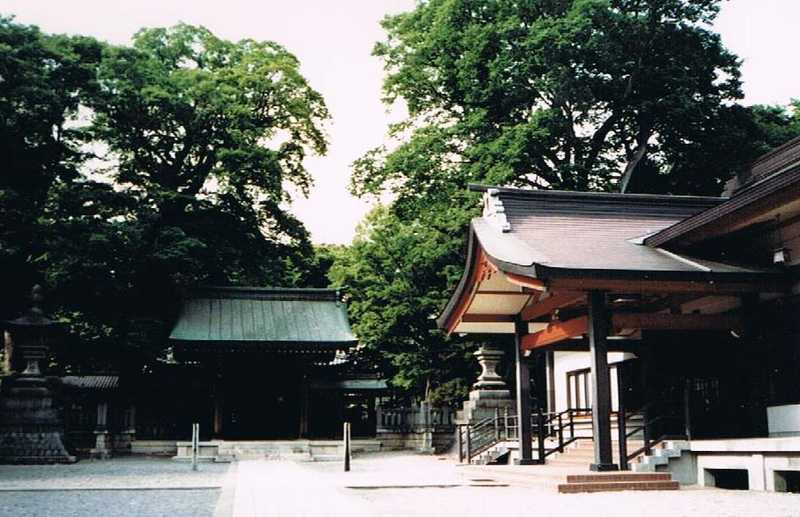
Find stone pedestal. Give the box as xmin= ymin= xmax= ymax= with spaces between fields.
xmin=91 ymin=430 xmax=111 ymax=459
xmin=0 ymin=375 xmax=76 ymax=464
xmin=457 ymin=345 xmax=515 ymax=425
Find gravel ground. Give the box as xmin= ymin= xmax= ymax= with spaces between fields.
xmin=0 ymin=457 xmax=232 ymax=517
xmin=0 ymin=457 xmax=230 ymax=489
xmin=0 ymin=489 xmax=220 ymax=517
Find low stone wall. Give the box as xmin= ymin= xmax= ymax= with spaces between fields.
xmin=131 ymin=440 xmax=177 ymax=456
xmin=377 ymin=431 xmax=453 ymax=453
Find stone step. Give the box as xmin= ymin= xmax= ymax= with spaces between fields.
xmin=558 ymin=480 xmax=679 ymax=493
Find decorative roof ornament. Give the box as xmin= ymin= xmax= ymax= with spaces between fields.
xmin=483 ymin=188 xmax=511 ymax=233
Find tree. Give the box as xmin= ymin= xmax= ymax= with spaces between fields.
xmin=0 ymin=16 xmax=103 ymax=318
xmin=87 ymin=24 xmax=329 ymax=292
xmin=355 ymin=0 xmax=753 ymax=208
xmin=328 ymin=206 xmax=478 ymax=403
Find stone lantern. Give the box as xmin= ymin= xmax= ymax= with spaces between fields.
xmin=456 ymin=344 xmax=514 ymax=425
xmin=0 ymin=285 xmax=75 ymax=463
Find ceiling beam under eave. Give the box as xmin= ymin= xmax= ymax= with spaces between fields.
xmin=460 ymin=314 xmax=516 ymax=323
xmin=520 ymin=291 xmax=585 ymax=321
xmin=505 ymin=272 xmax=546 ymax=291
xmin=521 ymin=316 xmax=588 ymax=350
xmin=519 ymin=311 xmax=743 ymax=351
xmin=611 ymin=313 xmax=742 ymax=332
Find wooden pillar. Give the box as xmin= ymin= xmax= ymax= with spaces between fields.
xmin=514 ymin=318 xmax=535 ymax=464
xmin=298 ymin=376 xmax=310 ymax=438
xmin=588 ymin=290 xmax=618 ymax=471
xmin=213 ymin=391 xmax=224 ymax=438
xmin=546 ymin=349 xmax=556 ymax=413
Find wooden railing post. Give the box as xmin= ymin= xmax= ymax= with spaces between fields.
xmin=569 ymin=410 xmax=575 ymax=440
xmin=536 ymin=409 xmax=546 ymax=464
xmin=642 ymin=405 xmax=652 ymax=456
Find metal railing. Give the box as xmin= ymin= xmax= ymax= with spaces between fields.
xmin=456 ymin=407 xmax=593 ymax=463
xmin=620 ymin=401 xmax=686 ymax=470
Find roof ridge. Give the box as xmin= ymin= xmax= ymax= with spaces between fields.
xmin=468 ymin=184 xmax=726 ymax=205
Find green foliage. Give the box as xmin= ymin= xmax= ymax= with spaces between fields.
xmin=0 ymin=16 xmax=103 ymax=317
xmin=356 ymin=0 xmax=760 ymax=204
xmin=329 ymin=205 xmax=480 ymax=402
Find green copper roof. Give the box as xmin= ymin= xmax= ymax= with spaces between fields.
xmin=169 ymin=287 xmax=357 ymax=347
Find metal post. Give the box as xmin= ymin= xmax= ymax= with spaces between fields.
xmin=457 ymin=425 xmax=464 ymax=463
xmin=494 ymin=408 xmax=500 ymax=441
xmin=191 ymin=423 xmax=199 ymax=472
xmin=514 ymin=318 xmax=535 ymax=465
xmin=558 ymin=413 xmax=564 ymax=452
xmin=643 ymin=404 xmax=652 ymax=456
xmin=536 ymin=409 xmax=546 ymax=464
xmin=683 ymin=378 xmax=693 ymax=441
xmin=617 ymin=366 xmax=628 ymax=470
xmin=569 ymin=410 xmax=575 ymax=440
xmin=344 ymin=422 xmax=351 ymax=472
xmin=504 ymin=407 xmax=510 ymax=440
xmin=588 ymin=290 xmax=618 ymax=471
xmin=465 ymin=425 xmax=472 ymax=462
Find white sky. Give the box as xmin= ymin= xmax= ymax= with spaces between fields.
xmin=2 ymin=0 xmax=800 ymax=244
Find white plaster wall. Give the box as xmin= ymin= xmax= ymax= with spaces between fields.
xmin=552 ymin=351 xmax=637 ymax=412
xmin=767 ymin=404 xmax=800 ymax=437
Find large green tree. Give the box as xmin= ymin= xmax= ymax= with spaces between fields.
xmin=342 ymin=0 xmax=800 ymax=402
xmin=0 ymin=16 xmax=102 ymax=318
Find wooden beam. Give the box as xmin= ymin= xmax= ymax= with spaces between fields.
xmin=505 ymin=272 xmax=546 ymax=291
xmin=460 ymin=314 xmax=515 ymax=323
xmin=475 ymin=290 xmax=530 ymax=295
xmin=611 ymin=312 xmax=741 ymax=332
xmin=549 ymin=277 xmax=786 ymax=294
xmin=521 ymin=291 xmax=585 ymax=322
xmin=521 ymin=315 xmax=588 ymax=350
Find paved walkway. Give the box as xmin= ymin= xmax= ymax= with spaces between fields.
xmin=228 ymin=453 xmax=800 ymax=517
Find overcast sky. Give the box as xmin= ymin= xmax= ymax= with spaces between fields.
xmin=3 ymin=0 xmax=800 ymax=244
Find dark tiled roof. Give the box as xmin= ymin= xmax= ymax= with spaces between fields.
xmin=61 ymin=375 xmax=119 ymax=390
xmin=474 ymin=187 xmax=764 ymax=276
xmin=169 ymin=286 xmax=357 ymax=346
xmin=646 ymin=137 xmax=800 ymax=248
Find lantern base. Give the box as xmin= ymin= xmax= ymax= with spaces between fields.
xmin=0 ymin=375 xmax=76 ymax=464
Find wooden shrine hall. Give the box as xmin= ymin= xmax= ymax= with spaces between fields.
xmin=163 ymin=286 xmax=378 ymax=440
xmin=438 ymin=138 xmax=800 ymax=471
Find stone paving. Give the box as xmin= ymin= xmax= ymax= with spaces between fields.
xmin=231 ymin=452 xmax=800 ymax=517
xmin=0 ymin=458 xmax=232 ymax=517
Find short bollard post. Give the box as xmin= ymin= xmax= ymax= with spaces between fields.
xmin=191 ymin=422 xmax=199 ymax=472
xmin=343 ymin=422 xmax=351 ymax=472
